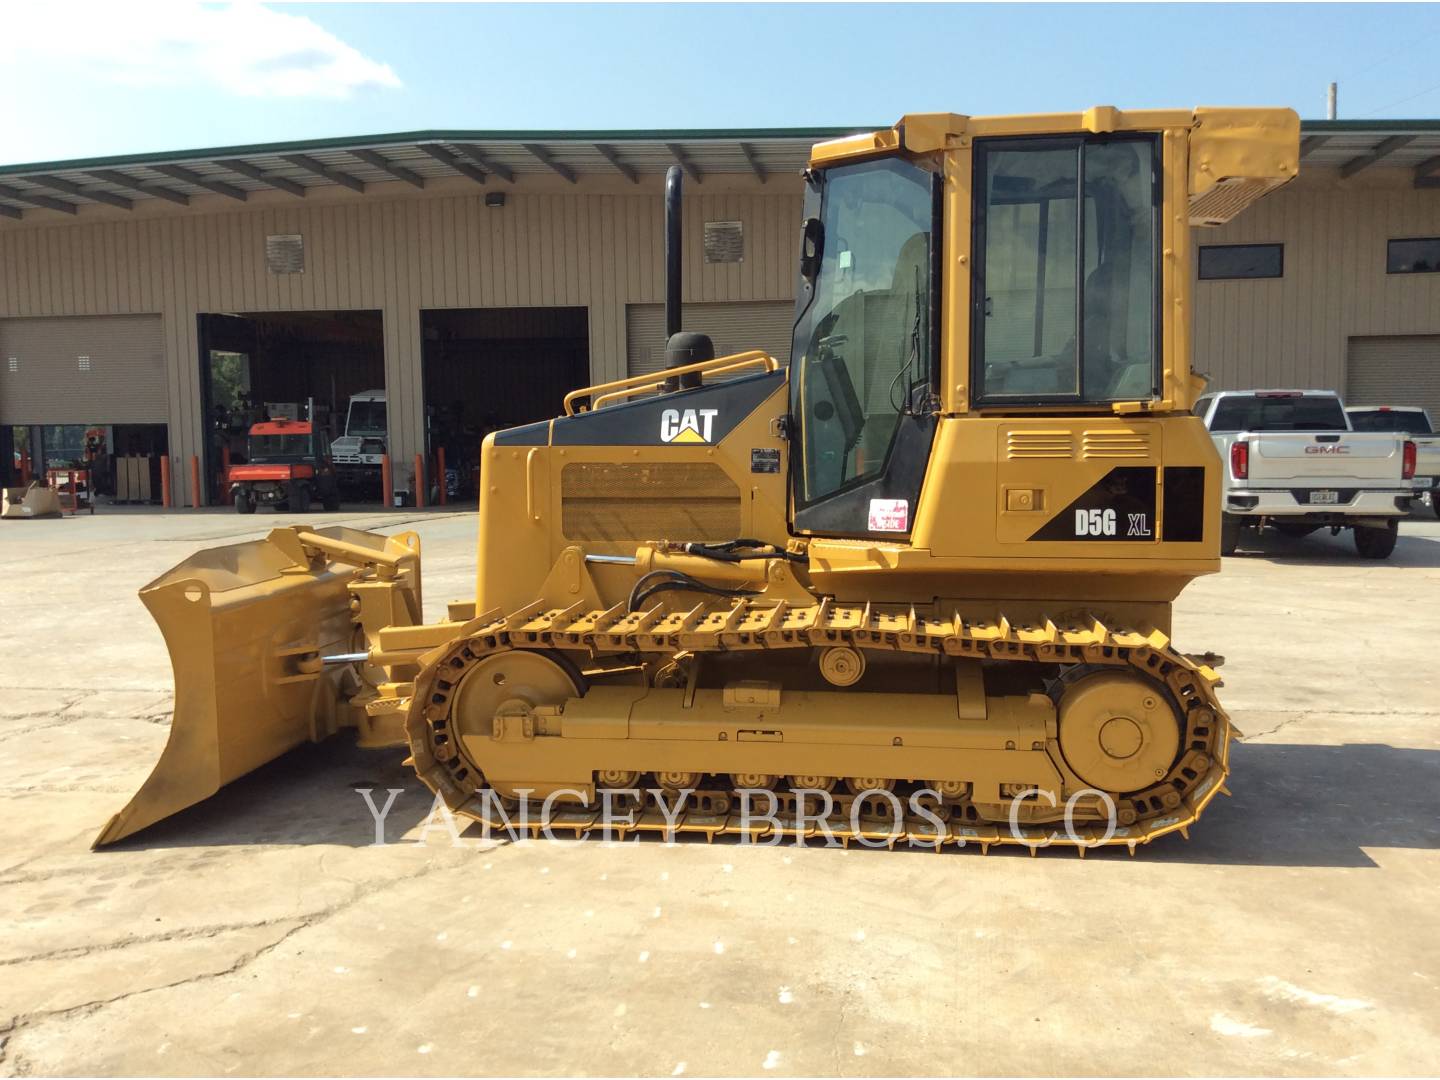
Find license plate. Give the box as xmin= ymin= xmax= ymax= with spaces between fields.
xmin=1309 ymin=489 xmax=1339 ymax=505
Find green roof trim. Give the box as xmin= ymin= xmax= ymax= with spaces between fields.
xmin=1300 ymin=119 xmax=1440 ymax=133
xmin=0 ymin=126 xmax=879 ymax=176
xmin=3 ymin=118 xmax=1436 ymax=177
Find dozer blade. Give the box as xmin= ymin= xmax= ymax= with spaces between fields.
xmin=94 ymin=526 xmax=418 ymax=847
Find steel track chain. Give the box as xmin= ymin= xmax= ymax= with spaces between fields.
xmin=404 ymin=598 xmax=1234 ymax=855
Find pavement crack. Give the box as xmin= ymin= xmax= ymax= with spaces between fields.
xmin=0 ymin=854 xmax=460 ymax=1058
xmin=0 ymin=916 xmax=310 ymax=968
xmin=1242 ymin=715 xmax=1305 ymax=740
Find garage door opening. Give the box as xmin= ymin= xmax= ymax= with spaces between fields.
xmin=199 ymin=310 xmax=385 ymax=506
xmin=1 ymin=314 xmax=170 ymax=502
xmin=421 ymin=307 xmax=589 ymax=500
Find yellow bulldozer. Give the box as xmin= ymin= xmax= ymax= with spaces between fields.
xmin=96 ymin=105 xmax=1300 ymax=853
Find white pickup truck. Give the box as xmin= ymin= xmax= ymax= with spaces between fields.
xmin=1346 ymin=404 xmax=1440 ymax=519
xmin=1195 ymin=389 xmax=1417 ymax=559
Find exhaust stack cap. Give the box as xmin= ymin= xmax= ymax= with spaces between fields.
xmin=664 ymin=331 xmax=714 ymax=392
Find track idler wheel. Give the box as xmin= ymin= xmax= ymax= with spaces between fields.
xmin=444 ymin=650 xmax=585 ymax=796
xmin=1056 ymin=670 xmax=1182 ymax=794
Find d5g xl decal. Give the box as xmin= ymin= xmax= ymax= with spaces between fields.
xmin=1029 ymin=467 xmax=1158 ymax=542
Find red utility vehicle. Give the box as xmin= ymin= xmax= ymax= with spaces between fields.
xmin=227 ymin=419 xmax=340 ymax=514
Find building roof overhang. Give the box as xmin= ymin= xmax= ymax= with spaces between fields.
xmin=1 ymin=118 xmax=1437 ymax=223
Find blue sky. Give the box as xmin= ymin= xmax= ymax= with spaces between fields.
xmin=3 ymin=2 xmax=1439 ymax=166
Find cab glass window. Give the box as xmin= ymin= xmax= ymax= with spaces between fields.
xmin=791 ymin=157 xmax=936 ymax=505
xmin=974 ymin=135 xmax=1159 ymax=403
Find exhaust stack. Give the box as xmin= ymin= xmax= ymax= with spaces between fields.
xmin=662 ymin=165 xmax=711 ymax=392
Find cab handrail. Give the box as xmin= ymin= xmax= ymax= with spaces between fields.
xmin=563 ymin=350 xmax=779 ymax=415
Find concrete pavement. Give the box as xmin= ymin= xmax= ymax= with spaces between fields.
xmin=1 ymin=507 xmax=1437 ymax=1076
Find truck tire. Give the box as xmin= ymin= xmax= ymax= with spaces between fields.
xmin=290 ymin=483 xmax=312 ymax=513
xmin=1273 ymin=522 xmax=1318 ymax=539
xmin=1432 ymin=488 xmax=1440 ymax=520
xmin=234 ymin=490 xmax=254 ymax=514
xmin=1220 ymin=513 xmax=1244 ymax=556
xmin=1353 ymin=521 xmax=1398 ymax=559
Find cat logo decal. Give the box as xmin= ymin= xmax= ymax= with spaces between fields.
xmin=660 ymin=408 xmax=719 ymax=444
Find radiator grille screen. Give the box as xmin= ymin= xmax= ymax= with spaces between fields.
xmin=561 ymin=462 xmax=741 ymax=542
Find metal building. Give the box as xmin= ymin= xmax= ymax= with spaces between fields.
xmin=1 ymin=119 xmax=1438 ymax=505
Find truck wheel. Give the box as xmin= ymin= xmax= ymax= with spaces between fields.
xmin=1353 ymin=521 xmax=1398 ymax=559
xmin=234 ymin=491 xmax=254 ymax=515
xmin=1432 ymin=489 xmax=1440 ymax=520
xmin=1273 ymin=523 xmax=1317 ymax=539
xmin=1220 ymin=513 xmax=1244 ymax=556
xmin=290 ymin=483 xmax=312 ymax=513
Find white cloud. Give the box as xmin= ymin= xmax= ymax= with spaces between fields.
xmin=2 ymin=2 xmax=401 ymax=100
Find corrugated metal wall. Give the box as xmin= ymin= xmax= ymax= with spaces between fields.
xmin=0 ymin=185 xmax=804 ymax=502
xmin=1193 ymin=169 xmax=1440 ymax=394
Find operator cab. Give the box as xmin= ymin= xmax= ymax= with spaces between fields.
xmin=789 ymin=130 xmax=1161 ymax=538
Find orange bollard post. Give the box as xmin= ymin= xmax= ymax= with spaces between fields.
xmin=68 ymin=471 xmax=77 ymax=516
xmin=160 ymin=455 xmax=172 ymax=508
xmin=220 ymin=445 xmax=232 ymax=505
xmin=414 ymin=453 xmax=426 ymax=508
xmin=381 ymin=454 xmax=392 ymax=507
xmin=190 ymin=455 xmax=201 ymax=509
xmin=436 ymin=447 xmax=447 ymax=506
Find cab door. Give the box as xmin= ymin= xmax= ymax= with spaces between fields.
xmin=789 ymin=156 xmax=941 ymax=539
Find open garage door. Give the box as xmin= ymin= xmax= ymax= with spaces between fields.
xmin=1 ymin=315 xmax=165 ymax=425
xmin=626 ymin=300 xmax=795 ymax=378
xmin=198 ymin=310 xmax=385 ymax=506
xmin=1347 ymin=335 xmax=1440 ymax=421
xmin=422 ymin=307 xmax=589 ymax=501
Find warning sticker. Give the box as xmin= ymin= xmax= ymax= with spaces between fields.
xmin=867 ymin=498 xmax=909 ymax=532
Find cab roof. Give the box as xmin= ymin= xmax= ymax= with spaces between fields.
xmin=251 ymin=420 xmax=313 ymax=436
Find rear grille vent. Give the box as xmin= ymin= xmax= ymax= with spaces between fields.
xmin=1006 ymin=431 xmax=1074 ymax=459
xmin=1188 ymin=177 xmax=1283 ymax=226
xmin=1082 ymin=431 xmax=1152 ymax=459
xmin=561 ymin=461 xmax=740 ymax=542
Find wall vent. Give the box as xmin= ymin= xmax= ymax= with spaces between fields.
xmin=6 ymin=357 xmax=16 ymax=373
xmin=704 ymin=220 xmax=744 ymax=263
xmin=77 ymin=355 xmax=91 ymax=372
xmin=266 ymin=234 xmax=305 ymax=274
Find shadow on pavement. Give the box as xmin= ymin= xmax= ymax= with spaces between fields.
xmin=96 ymin=737 xmax=435 ymax=852
xmin=1143 ymin=739 xmax=1440 ymax=868
xmin=100 ymin=736 xmax=1439 ymax=869
xmin=1228 ymin=530 xmax=1440 ymax=568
